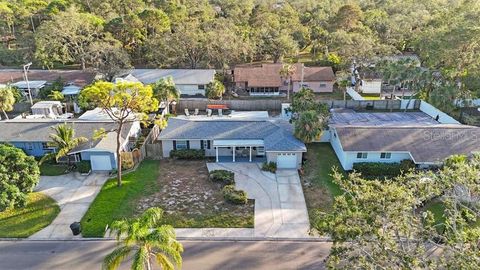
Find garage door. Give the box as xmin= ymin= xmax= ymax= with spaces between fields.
xmin=90 ymin=155 xmax=113 ymax=171
xmin=277 ymin=153 xmax=297 ymax=169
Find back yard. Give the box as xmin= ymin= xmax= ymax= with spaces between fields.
xmin=301 ymin=143 xmax=344 ymax=224
xmin=81 ymin=159 xmax=253 ymax=237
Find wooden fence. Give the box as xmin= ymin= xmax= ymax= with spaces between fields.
xmin=178 ymin=98 xmax=421 ymax=112
xmin=127 ymin=125 xmax=163 ymax=165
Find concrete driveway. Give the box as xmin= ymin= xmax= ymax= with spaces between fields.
xmin=206 ymin=163 xmax=310 ymax=238
xmin=29 ymin=172 xmax=109 ymax=239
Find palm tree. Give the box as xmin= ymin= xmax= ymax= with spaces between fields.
xmin=279 ymin=63 xmax=297 ymax=100
xmin=294 ymin=110 xmax=329 ymax=143
xmin=104 ymin=207 xmax=183 ymax=270
xmin=152 ymin=77 xmax=179 ymax=115
xmin=39 ymin=123 xmax=88 ymax=165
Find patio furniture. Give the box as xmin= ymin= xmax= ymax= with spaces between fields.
xmin=184 ymin=108 xmax=190 ymax=117
xmin=207 ymin=109 xmax=213 ymax=117
xmin=194 ymin=108 xmax=199 ymax=116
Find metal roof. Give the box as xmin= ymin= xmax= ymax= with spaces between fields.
xmin=124 ymin=69 xmax=216 ymax=85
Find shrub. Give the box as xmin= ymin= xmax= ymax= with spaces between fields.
xmin=262 ymin=162 xmax=277 ymax=173
xmin=121 ymin=152 xmax=135 ymax=170
xmin=209 ymin=170 xmax=235 ymax=185
xmin=170 ymin=149 xmax=205 ymax=160
xmin=222 ymin=185 xmax=248 ymax=205
xmin=77 ymin=160 xmax=91 ymax=174
xmin=352 ymin=160 xmax=415 ymax=178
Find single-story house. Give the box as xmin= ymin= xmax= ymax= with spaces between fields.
xmin=233 ymin=63 xmax=335 ymax=96
xmin=0 ymin=120 xmax=140 ymax=171
xmin=0 ymin=69 xmax=96 ymax=87
xmin=116 ymin=69 xmax=216 ymax=97
xmin=11 ymin=80 xmax=47 ymax=97
xmin=329 ymin=125 xmax=480 ymax=170
xmin=157 ymin=118 xmax=306 ymax=169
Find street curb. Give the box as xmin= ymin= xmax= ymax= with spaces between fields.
xmin=0 ymin=236 xmax=332 ymax=242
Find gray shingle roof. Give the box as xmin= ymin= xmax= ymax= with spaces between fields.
xmin=158 ymin=118 xmax=306 ymax=152
xmin=128 ymin=69 xmax=215 ymax=85
xmin=334 ymin=125 xmax=480 ymax=163
xmin=0 ymin=121 xmax=132 ymax=153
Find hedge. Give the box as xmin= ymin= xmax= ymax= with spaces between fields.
xmin=222 ymin=185 xmax=248 ymax=205
xmin=262 ymin=161 xmax=277 ymax=173
xmin=77 ymin=160 xmax=91 ymax=174
xmin=170 ymin=149 xmax=205 ymax=160
xmin=209 ymin=170 xmax=235 ymax=185
xmin=352 ymin=160 xmax=414 ymax=178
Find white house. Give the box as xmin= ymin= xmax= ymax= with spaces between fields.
xmin=157 ymin=117 xmax=306 ymax=169
xmin=12 ymin=80 xmax=47 ymax=97
xmin=116 ymin=69 xmax=216 ymax=97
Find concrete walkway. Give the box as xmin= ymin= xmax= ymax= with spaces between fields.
xmin=178 ymin=163 xmax=310 ymax=239
xmin=30 ymin=172 xmax=109 ymax=239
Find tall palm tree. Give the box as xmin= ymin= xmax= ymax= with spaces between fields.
xmin=294 ymin=110 xmax=329 ymax=143
xmin=279 ymin=63 xmax=297 ymax=100
xmin=104 ymin=207 xmax=183 ymax=270
xmin=152 ymin=77 xmax=179 ymax=115
xmin=39 ymin=123 xmax=88 ymax=165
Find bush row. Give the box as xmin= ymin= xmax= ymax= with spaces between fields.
xmin=352 ymin=160 xmax=415 ymax=177
xmin=170 ymin=149 xmax=205 ymax=160
xmin=262 ymin=161 xmax=277 ymax=173
xmin=222 ymin=185 xmax=248 ymax=205
xmin=77 ymin=160 xmax=91 ymax=174
xmin=209 ymin=170 xmax=235 ymax=185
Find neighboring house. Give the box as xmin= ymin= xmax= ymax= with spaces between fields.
xmin=233 ymin=63 xmax=335 ymax=96
xmin=11 ymin=80 xmax=47 ymax=97
xmin=14 ymin=100 xmax=73 ymax=120
xmin=157 ymin=117 xmax=306 ymax=169
xmin=0 ymin=120 xmax=139 ymax=171
xmin=61 ymin=85 xmax=83 ymax=113
xmin=116 ymin=69 xmax=216 ymax=97
xmin=323 ymin=109 xmax=480 ymax=170
xmin=0 ymin=69 xmax=96 ymax=87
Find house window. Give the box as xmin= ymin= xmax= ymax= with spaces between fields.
xmin=319 ymin=83 xmax=327 ymax=88
xmin=356 ymin=152 xmax=368 ymax=159
xmin=198 ymin=85 xmax=205 ymax=90
xmin=203 ymin=140 xmax=210 ymax=150
xmin=26 ymin=143 xmax=34 ymax=150
xmin=380 ymin=152 xmax=392 ymax=159
xmin=176 ymin=140 xmax=188 ymax=150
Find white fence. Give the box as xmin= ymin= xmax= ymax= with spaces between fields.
xmin=346 ymin=87 xmax=365 ymax=100
xmin=419 ymin=101 xmax=460 ymax=124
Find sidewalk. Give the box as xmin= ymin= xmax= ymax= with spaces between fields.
xmin=30 ymin=172 xmax=109 ymax=239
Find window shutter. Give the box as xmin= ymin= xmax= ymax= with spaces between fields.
xmin=187 ymin=140 xmax=190 ymax=149
xmin=200 ymin=140 xmax=204 ymax=150
xmin=173 ymin=140 xmax=177 ymax=150
xmin=207 ymin=140 xmax=211 ymax=149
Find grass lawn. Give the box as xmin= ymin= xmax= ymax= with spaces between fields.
xmin=422 ymin=199 xmax=480 ymax=230
xmin=0 ymin=192 xmax=60 ymax=238
xmin=40 ymin=162 xmax=69 ymax=176
xmin=81 ymin=160 xmax=161 ymax=237
xmin=302 ymin=143 xmax=344 ymax=225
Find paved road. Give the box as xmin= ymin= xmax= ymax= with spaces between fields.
xmin=0 ymin=240 xmax=331 ymax=270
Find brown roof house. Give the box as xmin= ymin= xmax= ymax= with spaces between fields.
xmin=233 ymin=63 xmax=335 ymax=96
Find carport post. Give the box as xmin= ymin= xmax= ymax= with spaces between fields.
xmin=232 ymin=146 xmax=235 ymax=162
xmin=216 ymin=147 xmax=219 ymax=162
xmin=249 ymin=146 xmax=252 ymax=162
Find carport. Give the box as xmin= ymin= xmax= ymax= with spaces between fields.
xmin=213 ymin=139 xmax=264 ymax=162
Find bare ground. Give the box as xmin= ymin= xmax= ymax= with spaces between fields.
xmin=136 ymin=159 xmax=254 ymax=228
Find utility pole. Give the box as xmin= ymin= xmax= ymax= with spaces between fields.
xmin=23 ymin=62 xmax=33 ymax=105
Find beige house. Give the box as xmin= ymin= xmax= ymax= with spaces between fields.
xmin=233 ymin=63 xmax=335 ymax=96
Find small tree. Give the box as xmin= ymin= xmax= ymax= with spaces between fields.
xmin=294 ymin=110 xmax=328 ymax=143
xmin=0 ymin=87 xmax=15 ymax=120
xmin=40 ymin=123 xmax=88 ymax=166
xmin=48 ymin=91 xmax=65 ymax=101
xmin=152 ymin=77 xmax=179 ymax=114
xmin=205 ymin=79 xmax=225 ymax=100
xmin=279 ymin=63 xmax=296 ymax=100
xmin=104 ymin=207 xmax=183 ymax=270
xmin=0 ymin=144 xmax=40 ymax=211
xmin=79 ymin=81 xmax=158 ymax=186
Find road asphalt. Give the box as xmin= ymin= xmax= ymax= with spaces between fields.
xmin=0 ymin=240 xmax=331 ymax=270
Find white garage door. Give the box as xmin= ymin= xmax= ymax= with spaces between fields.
xmin=90 ymin=155 xmax=113 ymax=171
xmin=277 ymin=153 xmax=297 ymax=169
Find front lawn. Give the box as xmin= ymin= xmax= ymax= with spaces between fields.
xmin=81 ymin=159 xmax=254 ymax=238
xmin=81 ymin=160 xmax=161 ymax=237
xmin=0 ymin=192 xmax=60 ymax=238
xmin=40 ymin=162 xmax=69 ymax=176
xmin=302 ymin=143 xmax=344 ymax=224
